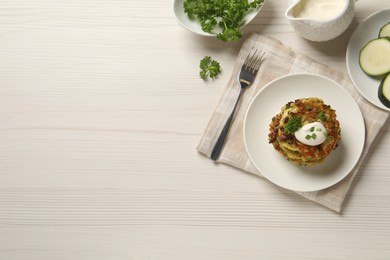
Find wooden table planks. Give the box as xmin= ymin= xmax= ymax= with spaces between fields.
xmin=0 ymin=0 xmax=389 ymax=259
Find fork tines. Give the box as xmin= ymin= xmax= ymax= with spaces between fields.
xmin=243 ymin=49 xmax=265 ymax=73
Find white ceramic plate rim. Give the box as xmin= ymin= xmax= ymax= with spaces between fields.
xmin=243 ymin=73 xmax=365 ymax=192
xmin=172 ymin=0 xmax=266 ymax=36
xmin=346 ymin=8 xmax=390 ymax=111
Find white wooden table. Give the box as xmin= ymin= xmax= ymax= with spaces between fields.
xmin=1 ymin=0 xmax=389 ymax=259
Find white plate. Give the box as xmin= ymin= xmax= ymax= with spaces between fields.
xmin=346 ymin=9 xmax=390 ymax=111
xmin=172 ymin=0 xmax=266 ymax=36
xmin=244 ymin=74 xmax=365 ymax=192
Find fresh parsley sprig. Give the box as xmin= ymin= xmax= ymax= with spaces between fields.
xmin=284 ymin=116 xmax=302 ymax=134
xmin=199 ymin=56 xmax=221 ymax=79
xmin=183 ymin=0 xmax=264 ymax=42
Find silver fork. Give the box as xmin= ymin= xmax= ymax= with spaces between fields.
xmin=211 ymin=49 xmax=265 ymax=161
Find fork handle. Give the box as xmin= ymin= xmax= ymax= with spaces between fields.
xmin=211 ymin=89 xmax=244 ymax=161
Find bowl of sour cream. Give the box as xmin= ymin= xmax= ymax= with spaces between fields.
xmin=285 ymin=0 xmax=356 ymax=41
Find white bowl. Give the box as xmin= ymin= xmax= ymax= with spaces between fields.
xmin=172 ymin=0 xmax=266 ymax=36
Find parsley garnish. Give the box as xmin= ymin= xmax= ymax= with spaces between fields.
xmin=199 ymin=56 xmax=221 ymax=79
xmin=284 ymin=116 xmax=302 ymax=134
xmin=183 ymin=0 xmax=264 ymax=42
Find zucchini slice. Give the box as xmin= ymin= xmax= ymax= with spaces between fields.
xmin=378 ymin=73 xmax=390 ymax=108
xmin=359 ymin=37 xmax=390 ymax=76
xmin=379 ymin=22 xmax=390 ymax=38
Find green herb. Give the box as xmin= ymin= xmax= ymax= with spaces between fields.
xmin=310 ymin=126 xmax=315 ymax=132
xmin=183 ymin=0 xmax=264 ymax=42
xmin=284 ymin=116 xmax=302 ymax=134
xmin=318 ymin=111 xmax=327 ymax=122
xmin=317 ymin=128 xmax=322 ymax=131
xmin=305 ymin=133 xmax=317 ymax=140
xmin=199 ymin=56 xmax=221 ymax=79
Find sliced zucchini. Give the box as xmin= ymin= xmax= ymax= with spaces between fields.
xmin=378 ymin=73 xmax=390 ymax=108
xmin=379 ymin=22 xmax=390 ymax=38
xmin=359 ymin=37 xmax=390 ymax=76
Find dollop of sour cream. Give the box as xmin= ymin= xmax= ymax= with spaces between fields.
xmin=294 ymin=122 xmax=328 ymax=146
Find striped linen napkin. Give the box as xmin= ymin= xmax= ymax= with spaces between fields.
xmin=197 ymin=34 xmax=389 ymax=212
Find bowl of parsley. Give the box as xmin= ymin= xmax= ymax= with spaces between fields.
xmin=173 ymin=0 xmax=266 ymax=42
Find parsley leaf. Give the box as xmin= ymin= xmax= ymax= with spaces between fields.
xmin=284 ymin=116 xmax=302 ymax=134
xmin=217 ymin=27 xmax=242 ymax=42
xmin=183 ymin=0 xmax=264 ymax=42
xmin=199 ymin=56 xmax=221 ymax=79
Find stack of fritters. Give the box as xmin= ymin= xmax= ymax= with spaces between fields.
xmin=268 ymin=98 xmax=341 ymax=166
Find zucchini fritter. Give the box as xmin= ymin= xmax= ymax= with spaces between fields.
xmin=268 ymin=98 xmax=341 ymax=166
